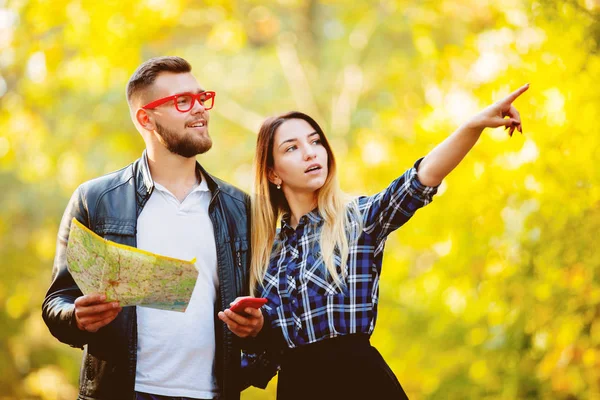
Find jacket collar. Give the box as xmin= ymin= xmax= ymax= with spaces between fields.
xmin=139 ymin=149 xmax=154 ymax=194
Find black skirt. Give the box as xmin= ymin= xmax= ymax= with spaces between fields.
xmin=276 ymin=334 xmax=409 ymax=400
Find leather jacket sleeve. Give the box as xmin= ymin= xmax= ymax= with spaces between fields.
xmin=41 ymin=185 xmax=94 ymax=348
xmin=239 ymin=312 xmax=280 ymax=390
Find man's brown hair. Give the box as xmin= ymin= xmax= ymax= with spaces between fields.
xmin=126 ymin=56 xmax=191 ymax=104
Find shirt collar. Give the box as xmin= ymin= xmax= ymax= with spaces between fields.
xmin=138 ymin=149 xmax=220 ymax=195
xmin=279 ymin=208 xmax=323 ymax=237
xmin=195 ymin=172 xmax=210 ymax=192
xmin=152 ymin=171 xmax=210 ymax=195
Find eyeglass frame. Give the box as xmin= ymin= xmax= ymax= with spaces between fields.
xmin=141 ymin=90 xmax=216 ymax=112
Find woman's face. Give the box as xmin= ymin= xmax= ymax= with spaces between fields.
xmin=270 ymin=118 xmax=329 ymax=195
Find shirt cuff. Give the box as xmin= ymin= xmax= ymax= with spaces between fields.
xmin=409 ymin=157 xmax=440 ymax=199
xmin=240 ymin=310 xmax=272 ymax=353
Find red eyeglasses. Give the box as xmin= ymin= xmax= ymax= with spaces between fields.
xmin=142 ymin=91 xmax=216 ymax=112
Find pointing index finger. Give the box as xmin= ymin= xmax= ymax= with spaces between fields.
xmin=503 ymin=83 xmax=530 ymax=104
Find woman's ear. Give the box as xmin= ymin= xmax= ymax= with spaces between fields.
xmin=136 ymin=108 xmax=155 ymax=131
xmin=267 ymin=169 xmax=281 ymax=186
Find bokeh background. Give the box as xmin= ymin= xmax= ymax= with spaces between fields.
xmin=2 ymin=0 xmax=600 ymax=399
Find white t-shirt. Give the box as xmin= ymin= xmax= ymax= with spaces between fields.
xmin=135 ymin=176 xmax=219 ymax=399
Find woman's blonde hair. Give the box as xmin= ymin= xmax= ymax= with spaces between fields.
xmin=250 ymin=111 xmax=361 ymax=296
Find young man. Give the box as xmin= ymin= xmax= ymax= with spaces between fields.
xmin=42 ymin=56 xmax=263 ymax=400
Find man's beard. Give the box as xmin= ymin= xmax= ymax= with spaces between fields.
xmin=155 ymin=122 xmax=212 ymax=158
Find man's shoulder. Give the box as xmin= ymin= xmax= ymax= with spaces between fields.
xmin=77 ymin=161 xmax=136 ymax=201
xmin=212 ymin=175 xmax=249 ymax=205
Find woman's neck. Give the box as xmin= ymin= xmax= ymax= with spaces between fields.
xmin=284 ymin=189 xmax=317 ymax=228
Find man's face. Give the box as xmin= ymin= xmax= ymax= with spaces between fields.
xmin=144 ymin=72 xmax=212 ymax=158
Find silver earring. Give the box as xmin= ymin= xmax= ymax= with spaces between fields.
xmin=277 ymin=184 xmax=281 ymax=190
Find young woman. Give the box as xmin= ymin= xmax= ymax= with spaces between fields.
xmin=219 ymin=84 xmax=529 ymax=399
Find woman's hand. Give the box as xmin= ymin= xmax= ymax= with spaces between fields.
xmin=465 ymin=83 xmax=529 ymax=136
xmin=417 ymin=83 xmax=530 ymax=186
xmin=218 ymin=304 xmax=264 ymax=338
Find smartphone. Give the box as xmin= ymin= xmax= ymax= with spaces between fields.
xmin=229 ymin=297 xmax=268 ymax=315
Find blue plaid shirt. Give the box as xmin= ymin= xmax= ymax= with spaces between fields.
xmin=259 ymin=159 xmax=438 ymax=349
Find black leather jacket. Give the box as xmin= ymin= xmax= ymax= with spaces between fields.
xmin=42 ymin=152 xmax=251 ymax=400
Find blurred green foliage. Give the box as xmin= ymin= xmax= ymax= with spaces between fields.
xmin=1 ymin=0 xmax=599 ymax=399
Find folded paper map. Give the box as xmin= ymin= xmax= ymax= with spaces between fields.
xmin=66 ymin=218 xmax=198 ymax=312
